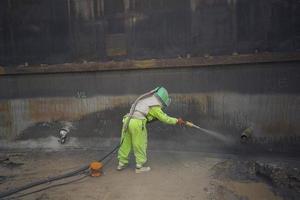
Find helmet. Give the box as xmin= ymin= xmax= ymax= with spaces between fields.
xmin=154 ymin=87 xmax=171 ymax=107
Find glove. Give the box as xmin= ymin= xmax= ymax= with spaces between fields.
xmin=177 ymin=118 xmax=186 ymax=126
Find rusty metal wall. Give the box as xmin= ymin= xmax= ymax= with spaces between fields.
xmin=0 ymin=61 xmax=299 ymax=153
xmin=0 ymin=0 xmax=299 ymax=67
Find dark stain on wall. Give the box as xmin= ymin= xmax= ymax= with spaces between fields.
xmin=16 ymin=104 xmax=300 ymax=154
xmin=0 ymin=0 xmax=299 ymax=66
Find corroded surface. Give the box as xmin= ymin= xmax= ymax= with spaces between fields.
xmin=0 ymin=61 xmax=299 ymax=154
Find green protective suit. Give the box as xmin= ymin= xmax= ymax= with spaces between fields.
xmin=118 ymin=106 xmax=177 ymax=166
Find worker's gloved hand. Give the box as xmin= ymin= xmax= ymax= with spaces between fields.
xmin=177 ymin=118 xmax=186 ymax=126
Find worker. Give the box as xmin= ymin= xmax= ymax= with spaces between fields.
xmin=117 ymin=87 xmax=186 ymax=173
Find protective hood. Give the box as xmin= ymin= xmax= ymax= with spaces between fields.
xmin=154 ymin=87 xmax=171 ymax=107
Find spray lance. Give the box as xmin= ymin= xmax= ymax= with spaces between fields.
xmin=184 ymin=121 xmax=231 ymax=144
xmin=185 ymin=121 xmax=201 ymax=129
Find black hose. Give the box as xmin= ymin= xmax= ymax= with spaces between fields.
xmin=0 ymin=143 xmax=120 ymax=199
xmin=8 ymin=173 xmax=89 ymax=200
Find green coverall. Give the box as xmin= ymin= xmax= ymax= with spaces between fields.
xmin=118 ymin=106 xmax=177 ymax=167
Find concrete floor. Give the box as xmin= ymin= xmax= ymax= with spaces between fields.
xmin=1 ymin=149 xmax=294 ymax=200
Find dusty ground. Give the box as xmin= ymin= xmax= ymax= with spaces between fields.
xmin=0 ymin=149 xmax=298 ymax=200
